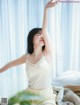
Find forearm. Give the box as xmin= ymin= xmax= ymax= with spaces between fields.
xmin=0 ymin=54 xmax=27 ymax=73
xmin=42 ymin=7 xmax=48 ymax=32
xmin=0 ymin=62 xmax=13 ymax=73
xmin=42 ymin=0 xmax=59 ymax=32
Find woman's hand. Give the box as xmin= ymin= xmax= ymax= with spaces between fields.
xmin=46 ymin=0 xmax=59 ymax=8
xmin=0 ymin=69 xmax=2 ymax=73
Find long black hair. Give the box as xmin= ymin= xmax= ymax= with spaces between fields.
xmin=26 ymin=28 xmax=45 ymax=54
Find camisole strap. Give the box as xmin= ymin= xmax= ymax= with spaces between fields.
xmin=26 ymin=53 xmax=45 ymax=66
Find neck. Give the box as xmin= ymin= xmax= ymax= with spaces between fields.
xmin=33 ymin=46 xmax=43 ymax=57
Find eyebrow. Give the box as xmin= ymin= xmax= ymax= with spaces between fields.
xmin=38 ymin=31 xmax=42 ymax=34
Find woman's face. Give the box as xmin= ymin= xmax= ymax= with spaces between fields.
xmin=33 ymin=30 xmax=45 ymax=47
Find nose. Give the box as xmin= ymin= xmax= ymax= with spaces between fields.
xmin=40 ymin=35 xmax=44 ymax=41
xmin=41 ymin=34 xmax=43 ymax=38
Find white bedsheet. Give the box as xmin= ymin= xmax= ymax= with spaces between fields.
xmin=52 ymin=71 xmax=80 ymax=86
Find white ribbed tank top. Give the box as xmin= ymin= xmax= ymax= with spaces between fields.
xmin=26 ymin=54 xmax=53 ymax=90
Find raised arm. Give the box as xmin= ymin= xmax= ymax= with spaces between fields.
xmin=42 ymin=0 xmax=59 ymax=57
xmin=0 ymin=53 xmax=27 ymax=73
xmin=42 ymin=0 xmax=59 ymax=31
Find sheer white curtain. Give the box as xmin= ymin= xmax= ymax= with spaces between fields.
xmin=49 ymin=2 xmax=80 ymax=77
xmin=0 ymin=0 xmax=80 ymax=98
xmin=0 ymin=0 xmax=46 ymax=98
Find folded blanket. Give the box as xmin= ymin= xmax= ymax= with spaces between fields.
xmin=52 ymin=86 xmax=80 ymax=105
xmin=63 ymin=88 xmax=80 ymax=105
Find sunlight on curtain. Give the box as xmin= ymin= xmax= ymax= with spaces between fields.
xmin=0 ymin=0 xmax=80 ymax=98
xmin=0 ymin=0 xmax=29 ymax=98
xmin=49 ymin=3 xmax=63 ymax=78
xmin=49 ymin=2 xmax=80 ymax=80
xmin=70 ymin=3 xmax=80 ymax=70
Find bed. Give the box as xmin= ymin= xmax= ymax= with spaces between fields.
xmin=51 ymin=71 xmax=80 ymax=104
xmin=64 ymin=85 xmax=80 ymax=96
xmin=52 ymin=85 xmax=80 ymax=105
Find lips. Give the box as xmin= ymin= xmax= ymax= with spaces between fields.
xmin=40 ymin=40 xmax=44 ymax=43
xmin=40 ymin=40 xmax=43 ymax=41
xmin=40 ymin=38 xmax=44 ymax=41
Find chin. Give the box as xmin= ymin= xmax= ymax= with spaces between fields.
xmin=40 ymin=42 xmax=44 ymax=45
xmin=39 ymin=41 xmax=45 ymax=46
xmin=41 ymin=44 xmax=45 ymax=47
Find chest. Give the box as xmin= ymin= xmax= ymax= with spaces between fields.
xmin=26 ymin=58 xmax=52 ymax=79
xmin=27 ymin=54 xmax=52 ymax=65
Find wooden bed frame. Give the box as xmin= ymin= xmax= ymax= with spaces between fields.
xmin=64 ymin=85 xmax=80 ymax=96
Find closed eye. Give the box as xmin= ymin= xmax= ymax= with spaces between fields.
xmin=37 ymin=33 xmax=41 ymax=36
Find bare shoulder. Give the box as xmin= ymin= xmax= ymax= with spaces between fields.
xmin=23 ymin=53 xmax=29 ymax=63
xmin=14 ymin=53 xmax=29 ymax=64
xmin=7 ymin=53 xmax=29 ymax=67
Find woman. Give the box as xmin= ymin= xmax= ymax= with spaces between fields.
xmin=0 ymin=0 xmax=59 ymax=105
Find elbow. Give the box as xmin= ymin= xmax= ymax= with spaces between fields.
xmin=42 ymin=28 xmax=47 ymax=33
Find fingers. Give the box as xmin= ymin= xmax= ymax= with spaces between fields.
xmin=51 ymin=0 xmax=59 ymax=3
xmin=53 ymin=0 xmax=59 ymax=5
xmin=56 ymin=0 xmax=60 ymax=3
xmin=51 ymin=0 xmax=54 ymax=2
xmin=46 ymin=0 xmax=59 ymax=8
